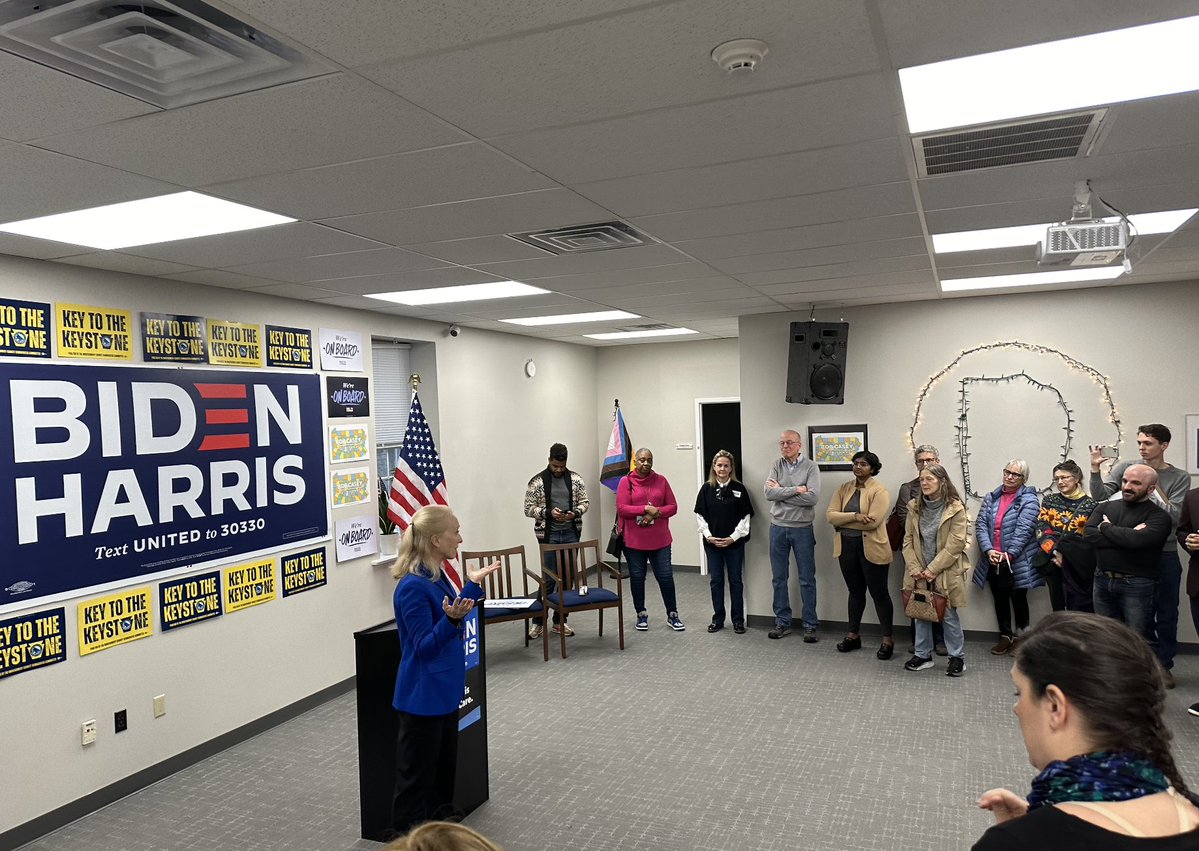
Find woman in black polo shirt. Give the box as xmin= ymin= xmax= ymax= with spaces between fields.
xmin=694 ymin=450 xmax=754 ymax=633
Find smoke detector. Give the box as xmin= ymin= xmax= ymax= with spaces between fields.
xmin=710 ymin=38 xmax=768 ymax=74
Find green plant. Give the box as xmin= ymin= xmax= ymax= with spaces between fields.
xmin=378 ymin=478 xmax=397 ymax=535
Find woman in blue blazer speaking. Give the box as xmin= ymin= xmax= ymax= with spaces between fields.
xmin=391 ymin=504 xmax=498 ymax=833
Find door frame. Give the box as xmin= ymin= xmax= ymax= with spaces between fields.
xmin=694 ymin=396 xmax=740 ymax=576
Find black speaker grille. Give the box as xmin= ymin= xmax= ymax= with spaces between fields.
xmin=809 ymin=364 xmax=843 ymax=400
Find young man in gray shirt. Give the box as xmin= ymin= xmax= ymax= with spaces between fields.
xmin=764 ymin=429 xmax=821 ymax=641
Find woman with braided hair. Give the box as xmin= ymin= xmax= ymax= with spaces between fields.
xmin=973 ymin=611 xmax=1198 ymax=849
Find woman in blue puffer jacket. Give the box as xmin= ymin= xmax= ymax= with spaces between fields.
xmin=974 ymin=458 xmax=1042 ymax=656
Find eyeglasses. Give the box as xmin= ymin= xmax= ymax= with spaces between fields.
xmin=1052 ymin=474 xmax=1076 ymax=482
xmin=779 ymin=440 xmax=798 ymax=447
xmin=915 ymin=457 xmax=936 ymax=466
xmin=1002 ymin=469 xmax=1024 ymax=478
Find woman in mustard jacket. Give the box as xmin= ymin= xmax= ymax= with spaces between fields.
xmin=902 ymin=463 xmax=970 ymax=677
xmin=827 ymin=450 xmax=895 ymax=658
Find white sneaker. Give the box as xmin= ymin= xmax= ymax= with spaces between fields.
xmin=528 ymin=624 xmax=544 ymax=639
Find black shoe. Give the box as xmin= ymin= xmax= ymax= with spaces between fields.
xmin=733 ymin=623 xmax=746 ymax=634
xmin=707 ymin=622 xmax=724 ymax=633
xmin=1188 ymin=702 xmax=1199 ymax=717
xmin=877 ymin=642 xmax=894 ymax=660
xmin=802 ymin=628 xmax=819 ymax=643
xmin=768 ymin=624 xmax=792 ymax=639
xmin=836 ymin=635 xmax=861 ymax=653
xmin=946 ymin=656 xmax=965 ymax=677
xmin=934 ymin=643 xmax=948 ymax=657
xmin=904 ymin=655 xmax=934 ymax=672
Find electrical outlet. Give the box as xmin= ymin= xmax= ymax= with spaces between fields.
xmin=153 ymin=694 xmax=166 ymax=718
xmin=81 ymin=719 xmax=97 ymax=746
xmin=114 ymin=709 xmax=127 ymax=733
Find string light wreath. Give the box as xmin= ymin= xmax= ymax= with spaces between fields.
xmin=956 ymin=372 xmax=1072 ymax=499
xmin=907 ymin=341 xmax=1122 ymax=497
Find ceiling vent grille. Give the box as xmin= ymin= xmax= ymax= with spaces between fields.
xmin=618 ymin=323 xmax=673 ymax=332
xmin=913 ymin=109 xmax=1106 ymax=177
xmin=508 ymin=221 xmax=656 ymax=255
xmin=0 ymin=0 xmax=333 ymax=108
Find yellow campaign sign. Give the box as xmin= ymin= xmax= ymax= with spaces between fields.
xmin=78 ymin=587 xmax=153 ymax=655
xmin=223 ymin=558 xmax=276 ymax=613
xmin=207 ymin=319 xmax=262 ymax=367
xmin=56 ymin=302 xmax=133 ymax=360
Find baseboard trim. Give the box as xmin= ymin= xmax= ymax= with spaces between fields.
xmin=3 ymin=677 xmax=356 ymax=851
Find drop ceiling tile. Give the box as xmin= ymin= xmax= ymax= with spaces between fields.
xmin=473 ymin=243 xmax=691 ymax=279
xmin=162 ymin=269 xmax=289 ymax=290
xmin=207 ymin=143 xmax=555 ymax=220
xmin=237 ymin=0 xmax=664 ymax=67
xmin=1102 ymin=93 xmax=1199 ymax=154
xmin=617 ymin=286 xmax=766 ymax=307
xmin=524 ymin=262 xmax=717 ymax=290
xmin=57 ymin=253 xmax=201 ymax=277
xmin=400 ymin=235 xmax=552 ymax=265
xmin=0 ymin=52 xmax=158 ymax=142
xmin=364 ymin=0 xmax=878 ymax=136
xmin=321 ymin=189 xmax=613 ymax=245
xmin=0 ymin=233 xmax=86 ymax=261
xmin=750 ymin=268 xmax=935 ymax=292
xmin=0 ymin=142 xmax=177 ymax=222
xmin=681 ymin=229 xmax=927 ymax=263
xmin=314 ymin=268 xmax=506 ymax=296
xmin=714 ymin=243 xmax=931 ymax=277
xmin=226 ymin=248 xmax=448 ymax=283
xmin=577 ymin=138 xmax=910 ymax=218
xmin=36 ymin=75 xmax=468 ymax=185
xmin=568 ymin=275 xmax=744 ymax=302
xmin=124 ymin=223 xmax=385 ymax=267
xmin=631 ymin=182 xmax=918 ymax=242
xmin=244 ymin=283 xmax=350 ymax=300
xmin=493 ymin=73 xmax=897 ymax=184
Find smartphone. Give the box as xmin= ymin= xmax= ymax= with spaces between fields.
xmin=1100 ymin=445 xmax=1118 ymax=459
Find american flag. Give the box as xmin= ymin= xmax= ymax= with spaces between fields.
xmin=386 ymin=391 xmax=462 ymax=591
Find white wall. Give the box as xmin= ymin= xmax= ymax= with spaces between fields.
xmin=0 ymin=254 xmax=597 ymax=832
xmin=739 ymin=280 xmax=1199 ymax=640
xmin=595 ymin=339 xmax=741 ymax=568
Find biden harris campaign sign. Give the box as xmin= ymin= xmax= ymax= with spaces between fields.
xmin=0 ymin=363 xmax=328 ymax=610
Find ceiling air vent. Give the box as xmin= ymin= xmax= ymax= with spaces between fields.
xmin=0 ymin=0 xmax=334 ymax=109
xmin=508 ymin=221 xmax=656 ymax=255
xmin=617 ymin=323 xmax=673 ymax=332
xmin=913 ymin=109 xmax=1106 ymax=177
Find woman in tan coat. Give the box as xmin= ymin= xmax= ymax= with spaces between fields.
xmin=827 ymin=450 xmax=895 ymax=658
xmin=902 ymin=463 xmax=970 ymax=676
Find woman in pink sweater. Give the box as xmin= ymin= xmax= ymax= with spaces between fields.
xmin=617 ymin=448 xmax=684 ymax=632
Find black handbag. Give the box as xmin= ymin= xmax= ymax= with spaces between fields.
xmin=605 ymin=521 xmax=624 ymax=559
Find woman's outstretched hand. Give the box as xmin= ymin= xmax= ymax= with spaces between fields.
xmin=466 ymin=559 xmax=502 ymax=584
xmin=977 ymin=788 xmax=1029 ymax=823
xmin=442 ymin=596 xmax=476 ymax=621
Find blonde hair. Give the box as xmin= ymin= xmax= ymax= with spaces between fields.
xmin=383 ymin=821 xmax=503 ymax=851
xmin=707 ymin=450 xmax=741 ymax=487
xmin=391 ymin=505 xmax=456 ymax=581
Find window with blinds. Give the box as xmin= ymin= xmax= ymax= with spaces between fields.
xmin=371 ymin=340 xmax=412 ymax=485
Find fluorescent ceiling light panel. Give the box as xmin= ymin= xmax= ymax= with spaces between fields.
xmin=501 ymin=310 xmax=639 ymax=326
xmin=585 ymin=328 xmax=699 ymax=340
xmin=899 ymin=15 xmax=1199 ymax=133
xmin=365 ymin=281 xmax=549 ymax=306
xmin=941 ymin=266 xmax=1124 ymax=292
xmin=932 ymin=209 xmax=1198 ymax=253
xmin=0 ymin=191 xmax=294 ymax=249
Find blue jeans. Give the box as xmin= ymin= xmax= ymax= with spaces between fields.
xmin=915 ymin=607 xmax=964 ymax=658
xmin=770 ymin=524 xmax=817 ymax=630
xmin=1152 ymin=551 xmax=1182 ymax=669
xmin=705 ymin=542 xmax=745 ymax=627
xmin=533 ymin=527 xmax=579 ymax=626
xmin=1093 ymin=571 xmax=1156 ymax=642
xmin=625 ymin=546 xmax=677 ymax=615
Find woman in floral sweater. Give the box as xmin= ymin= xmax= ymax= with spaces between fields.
xmin=1033 ymin=460 xmax=1097 ymax=612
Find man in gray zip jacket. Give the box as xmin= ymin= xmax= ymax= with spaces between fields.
xmin=765 ymin=429 xmax=822 ymax=641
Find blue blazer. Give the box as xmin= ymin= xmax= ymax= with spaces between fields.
xmin=392 ymin=567 xmax=484 ymax=717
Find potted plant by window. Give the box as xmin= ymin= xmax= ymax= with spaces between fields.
xmin=378 ymin=479 xmax=400 ymax=559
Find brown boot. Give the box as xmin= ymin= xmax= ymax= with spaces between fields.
xmin=990 ymin=634 xmax=1013 ymax=655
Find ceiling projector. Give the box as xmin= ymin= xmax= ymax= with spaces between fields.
xmin=1035 ymin=179 xmax=1128 ymax=267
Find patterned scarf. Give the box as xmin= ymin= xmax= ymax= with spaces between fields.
xmin=1027 ymin=750 xmax=1168 ymax=810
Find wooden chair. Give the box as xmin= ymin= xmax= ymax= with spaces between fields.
xmin=461 ymin=545 xmax=548 ymax=662
xmin=538 ymin=538 xmax=625 ymax=659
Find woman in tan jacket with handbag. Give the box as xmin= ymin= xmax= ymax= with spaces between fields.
xmin=902 ymin=462 xmax=970 ymax=677
xmin=827 ymin=451 xmax=895 ymax=659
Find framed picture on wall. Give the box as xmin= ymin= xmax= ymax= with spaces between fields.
xmin=1186 ymin=414 xmax=1199 ymax=475
xmin=807 ymin=424 xmax=868 ymax=471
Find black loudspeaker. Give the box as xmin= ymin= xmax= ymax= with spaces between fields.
xmin=785 ymin=321 xmax=849 ymax=404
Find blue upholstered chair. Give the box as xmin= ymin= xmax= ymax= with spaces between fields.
xmin=539 ymin=538 xmax=625 ymax=659
xmin=462 ymin=545 xmax=548 ymax=662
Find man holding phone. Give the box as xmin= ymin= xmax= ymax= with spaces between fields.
xmin=1090 ymin=423 xmax=1190 ymax=687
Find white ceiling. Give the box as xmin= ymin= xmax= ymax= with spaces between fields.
xmin=2 ymin=0 xmax=1199 ymax=345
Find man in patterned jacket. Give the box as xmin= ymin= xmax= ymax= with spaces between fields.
xmin=524 ymin=443 xmax=589 ymax=638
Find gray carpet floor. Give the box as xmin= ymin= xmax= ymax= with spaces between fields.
xmin=18 ymin=572 xmax=1199 ymax=851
